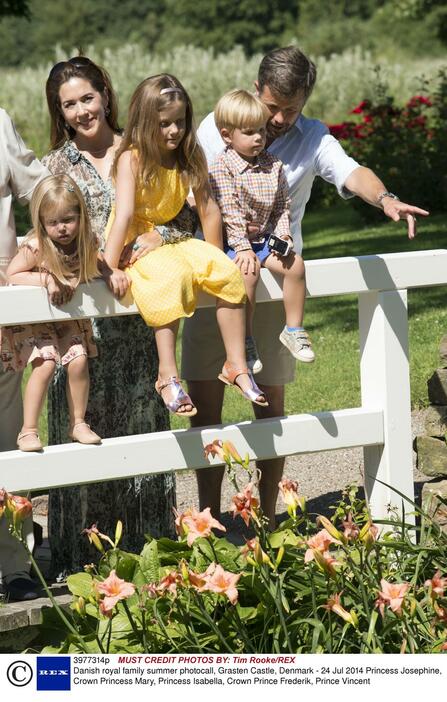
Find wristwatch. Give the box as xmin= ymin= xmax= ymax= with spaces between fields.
xmin=376 ymin=191 xmax=399 ymax=207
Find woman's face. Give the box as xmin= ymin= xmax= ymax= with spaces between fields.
xmin=58 ymin=77 xmax=108 ymax=140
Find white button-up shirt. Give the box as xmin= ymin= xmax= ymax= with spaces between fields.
xmin=197 ymin=111 xmax=359 ymax=254
xmin=0 ymin=108 xmax=48 ymax=284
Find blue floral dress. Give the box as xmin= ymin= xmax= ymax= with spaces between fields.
xmin=42 ymin=142 xmax=175 ymax=576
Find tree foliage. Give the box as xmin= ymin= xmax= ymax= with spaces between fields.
xmin=0 ymin=0 xmax=446 ymax=67
xmin=0 ymin=0 xmax=29 ymax=17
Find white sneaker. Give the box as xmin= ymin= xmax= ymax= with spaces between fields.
xmin=279 ymin=327 xmax=315 ymax=363
xmin=245 ymin=336 xmax=263 ymax=374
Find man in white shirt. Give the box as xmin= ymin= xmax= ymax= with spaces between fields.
xmin=181 ymin=46 xmax=428 ymax=528
xmin=0 ymin=108 xmax=48 ymax=600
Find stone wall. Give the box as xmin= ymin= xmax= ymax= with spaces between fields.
xmin=414 ymin=335 xmax=447 ymax=532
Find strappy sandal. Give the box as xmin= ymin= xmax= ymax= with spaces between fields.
xmin=17 ymin=430 xmax=42 ymax=452
xmin=69 ymin=422 xmax=102 ymax=445
xmin=155 ymin=377 xmax=198 ymax=417
xmin=218 ymin=362 xmax=269 ymax=407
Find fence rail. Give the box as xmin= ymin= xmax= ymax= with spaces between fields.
xmin=1 ymin=248 xmax=446 ymax=521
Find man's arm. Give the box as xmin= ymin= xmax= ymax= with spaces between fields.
xmin=344 ymin=166 xmax=429 ymax=240
xmin=2 ymin=109 xmax=48 ymax=202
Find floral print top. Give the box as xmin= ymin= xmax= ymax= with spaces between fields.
xmin=42 ymin=141 xmax=114 ymax=248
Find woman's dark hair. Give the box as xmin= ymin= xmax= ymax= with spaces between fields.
xmin=46 ymin=56 xmax=120 ymax=149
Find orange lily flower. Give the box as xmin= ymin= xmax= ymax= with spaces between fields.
xmin=181 ymin=507 xmax=226 ymax=546
xmin=4 ymin=492 xmax=33 ymax=530
xmin=324 ymin=593 xmax=358 ymax=626
xmin=203 ymin=440 xmax=226 ymax=461
xmin=425 ymin=570 xmax=446 ymax=598
xmin=94 ymin=570 xmax=135 ymax=616
xmin=304 ymin=528 xmax=337 ymax=563
xmin=202 ymin=563 xmax=241 ymax=605
xmin=376 ymin=578 xmax=410 ymax=616
xmin=278 ymin=479 xmax=300 ymax=515
xmin=230 ymin=482 xmax=259 ymax=526
xmin=342 ymin=512 xmax=360 ymax=540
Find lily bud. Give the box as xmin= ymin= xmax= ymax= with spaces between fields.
xmin=74 ymin=596 xmax=86 ymax=616
xmin=317 ymin=515 xmax=344 ymax=542
xmin=114 ymin=520 xmax=123 ymax=548
xmin=254 ymin=541 xmax=274 ymax=568
xmin=222 ymin=441 xmax=243 ymax=464
xmin=359 ymin=521 xmax=379 ymax=549
xmin=276 ymin=546 xmax=285 ymax=568
xmin=90 ymin=531 xmax=105 ymax=553
xmin=180 ymin=560 xmax=189 ymax=582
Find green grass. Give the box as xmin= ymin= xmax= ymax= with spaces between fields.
xmin=24 ymin=204 xmax=446 ymax=438
xmin=172 ymin=204 xmax=447 ymax=428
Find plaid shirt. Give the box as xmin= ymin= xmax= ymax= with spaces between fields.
xmin=209 ymin=146 xmax=291 ymax=252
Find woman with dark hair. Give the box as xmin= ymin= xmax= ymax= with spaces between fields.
xmin=43 ymin=56 xmax=175 ymax=577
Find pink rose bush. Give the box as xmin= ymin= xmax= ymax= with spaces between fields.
xmin=324 ymin=73 xmax=447 ymax=218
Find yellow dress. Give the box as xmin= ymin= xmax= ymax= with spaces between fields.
xmin=107 ymin=163 xmax=245 ymax=327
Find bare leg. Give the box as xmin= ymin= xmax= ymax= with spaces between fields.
xmin=154 ymin=321 xmax=180 ymax=378
xmin=22 ymin=359 xmax=56 ymax=433
xmin=253 ymin=384 xmax=286 ymax=530
xmin=155 ymin=321 xmax=193 ymax=413
xmin=215 ymin=301 xmax=264 ymax=399
xmin=240 ymin=268 xmax=260 ymax=338
xmin=188 ymin=379 xmax=226 ymax=516
xmin=65 ymin=354 xmax=90 ymax=426
xmin=264 ymin=253 xmax=306 ymax=328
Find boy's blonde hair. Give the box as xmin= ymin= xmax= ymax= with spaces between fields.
xmin=28 ymin=174 xmax=98 ymax=285
xmin=114 ymin=73 xmax=208 ymax=192
xmin=214 ymin=89 xmax=270 ymax=133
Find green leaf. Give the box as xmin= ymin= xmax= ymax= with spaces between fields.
xmin=66 ymin=573 xmax=93 ymax=598
xmin=140 ymin=540 xmax=160 ymax=582
xmin=115 ymin=553 xmax=139 ymax=582
xmin=268 ymin=529 xmax=301 ymax=547
xmin=235 ymin=605 xmax=259 ymax=621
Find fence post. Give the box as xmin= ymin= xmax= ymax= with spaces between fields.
xmin=358 ymin=289 xmax=415 ymax=524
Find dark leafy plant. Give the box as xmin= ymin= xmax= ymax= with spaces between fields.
xmin=326 ymin=68 xmax=447 ymax=220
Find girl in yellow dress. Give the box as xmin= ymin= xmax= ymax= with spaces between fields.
xmin=103 ymin=74 xmax=268 ymax=416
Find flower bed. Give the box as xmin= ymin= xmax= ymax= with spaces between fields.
xmin=1 ymin=442 xmax=447 ymax=654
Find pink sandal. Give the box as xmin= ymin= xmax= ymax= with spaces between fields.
xmin=155 ymin=377 xmax=197 ymax=417
xmin=218 ymin=362 xmax=269 ymax=407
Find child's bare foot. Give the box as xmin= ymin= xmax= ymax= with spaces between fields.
xmin=155 ymin=377 xmax=197 ymax=417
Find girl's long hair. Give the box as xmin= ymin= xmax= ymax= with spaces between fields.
xmin=46 ymin=55 xmax=120 ymax=149
xmin=28 ymin=174 xmax=98 ymax=285
xmin=113 ymin=73 xmax=208 ymax=191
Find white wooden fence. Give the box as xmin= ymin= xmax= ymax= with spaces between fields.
xmin=1 ymin=249 xmax=446 ymax=522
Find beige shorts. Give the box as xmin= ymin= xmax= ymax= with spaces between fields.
xmin=181 ymin=300 xmax=296 ymax=385
xmin=0 ymin=366 xmax=22 ymax=450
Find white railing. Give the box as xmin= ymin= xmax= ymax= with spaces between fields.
xmin=1 ymin=249 xmax=446 ymax=522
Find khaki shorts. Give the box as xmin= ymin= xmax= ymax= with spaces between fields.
xmin=0 ymin=367 xmax=22 ymax=450
xmin=181 ymin=300 xmax=296 ymax=385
